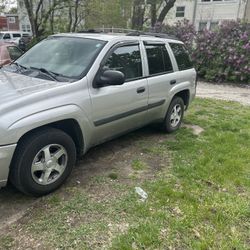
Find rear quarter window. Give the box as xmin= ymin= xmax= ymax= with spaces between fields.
xmin=169 ymin=43 xmax=193 ymax=71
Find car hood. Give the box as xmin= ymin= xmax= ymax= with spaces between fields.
xmin=0 ymin=69 xmax=65 ymax=104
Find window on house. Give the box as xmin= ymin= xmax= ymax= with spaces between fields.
xmin=198 ymin=21 xmax=207 ymax=31
xmin=145 ymin=44 xmax=173 ymax=75
xmin=176 ymin=6 xmax=185 ymax=17
xmin=210 ymin=22 xmax=219 ymax=30
xmin=26 ymin=25 xmax=31 ymax=32
xmin=8 ymin=17 xmax=16 ymax=23
xmin=22 ymin=25 xmax=27 ymax=32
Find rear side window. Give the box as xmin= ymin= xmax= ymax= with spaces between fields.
xmin=13 ymin=33 xmax=21 ymax=38
xmin=170 ymin=43 xmax=193 ymax=70
xmin=145 ymin=44 xmax=173 ymax=75
xmin=104 ymin=44 xmax=142 ymax=81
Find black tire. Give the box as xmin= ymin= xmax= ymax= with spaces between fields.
xmin=10 ymin=128 xmax=76 ymax=196
xmin=162 ymin=97 xmax=184 ymax=133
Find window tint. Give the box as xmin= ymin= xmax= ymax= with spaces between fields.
xmin=170 ymin=43 xmax=193 ymax=70
xmin=13 ymin=33 xmax=21 ymax=38
xmin=145 ymin=44 xmax=173 ymax=75
xmin=104 ymin=45 xmax=142 ymax=81
xmin=7 ymin=46 xmax=23 ymax=60
xmin=3 ymin=33 xmax=11 ymax=39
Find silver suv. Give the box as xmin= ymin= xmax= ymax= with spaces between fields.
xmin=0 ymin=32 xmax=196 ymax=196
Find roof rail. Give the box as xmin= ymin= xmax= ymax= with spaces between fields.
xmin=127 ymin=31 xmax=179 ymax=40
xmin=77 ymin=28 xmax=179 ymax=40
xmin=78 ymin=29 xmax=101 ymax=33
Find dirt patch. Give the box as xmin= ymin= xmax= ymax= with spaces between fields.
xmin=197 ymin=81 xmax=250 ymax=106
xmin=183 ymin=124 xmax=204 ymax=135
xmin=0 ymin=127 xmax=171 ymax=237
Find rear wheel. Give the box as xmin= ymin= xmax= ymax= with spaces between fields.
xmin=162 ymin=97 xmax=184 ymax=133
xmin=10 ymin=128 xmax=76 ymax=196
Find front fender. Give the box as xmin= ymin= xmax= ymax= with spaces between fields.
xmin=3 ymin=105 xmax=92 ymax=148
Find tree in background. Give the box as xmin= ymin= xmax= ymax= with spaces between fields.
xmin=85 ymin=0 xmax=132 ymax=29
xmin=0 ymin=0 xmax=16 ymax=13
xmin=23 ymin=0 xmax=64 ymax=38
xmin=131 ymin=0 xmax=177 ymax=30
xmin=21 ymin=0 xmax=177 ymax=40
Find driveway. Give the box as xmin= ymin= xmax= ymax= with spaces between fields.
xmin=197 ymin=81 xmax=250 ymax=106
xmin=0 ymin=81 xmax=249 ymax=231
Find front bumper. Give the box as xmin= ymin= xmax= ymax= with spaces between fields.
xmin=0 ymin=144 xmax=16 ymax=188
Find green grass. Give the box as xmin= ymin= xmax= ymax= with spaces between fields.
xmin=131 ymin=159 xmax=148 ymax=170
xmin=1 ymin=98 xmax=249 ymax=249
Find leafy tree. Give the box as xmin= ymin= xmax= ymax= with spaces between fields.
xmin=85 ymin=0 xmax=132 ymax=29
xmin=131 ymin=0 xmax=177 ymax=30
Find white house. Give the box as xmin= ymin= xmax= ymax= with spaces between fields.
xmin=17 ymin=0 xmax=31 ymax=33
xmin=165 ymin=0 xmax=249 ymax=30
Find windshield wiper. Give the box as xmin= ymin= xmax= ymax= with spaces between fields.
xmin=30 ymin=67 xmax=58 ymax=81
xmin=11 ymin=62 xmax=27 ymax=71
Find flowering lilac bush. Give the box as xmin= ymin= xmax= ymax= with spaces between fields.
xmin=161 ymin=20 xmax=250 ymax=84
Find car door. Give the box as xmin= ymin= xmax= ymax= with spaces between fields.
xmin=88 ymin=41 xmax=149 ymax=145
xmin=143 ymin=41 xmax=178 ymax=122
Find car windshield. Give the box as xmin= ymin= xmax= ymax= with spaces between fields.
xmin=0 ymin=33 xmax=4 ymax=39
xmin=16 ymin=36 xmax=106 ymax=80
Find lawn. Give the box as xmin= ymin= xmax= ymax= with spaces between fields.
xmin=0 ymin=98 xmax=249 ymax=250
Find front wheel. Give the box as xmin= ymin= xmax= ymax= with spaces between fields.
xmin=162 ymin=97 xmax=184 ymax=133
xmin=10 ymin=128 xmax=76 ymax=196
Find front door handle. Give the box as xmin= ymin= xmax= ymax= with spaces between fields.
xmin=137 ymin=87 xmax=145 ymax=94
xmin=170 ymin=80 xmax=177 ymax=85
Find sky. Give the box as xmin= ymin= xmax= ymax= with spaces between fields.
xmin=4 ymin=0 xmax=17 ymax=11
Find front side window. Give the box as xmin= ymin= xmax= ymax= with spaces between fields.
xmin=170 ymin=43 xmax=193 ymax=71
xmin=103 ymin=44 xmax=142 ymax=81
xmin=16 ymin=37 xmax=106 ymax=80
xmin=3 ymin=33 xmax=11 ymax=39
xmin=7 ymin=46 xmax=23 ymax=60
xmin=145 ymin=44 xmax=173 ymax=75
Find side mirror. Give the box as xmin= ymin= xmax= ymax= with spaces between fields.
xmin=94 ymin=70 xmax=125 ymax=88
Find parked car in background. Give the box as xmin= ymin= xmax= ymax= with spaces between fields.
xmin=0 ymin=31 xmax=32 ymax=51
xmin=0 ymin=42 xmax=23 ymax=66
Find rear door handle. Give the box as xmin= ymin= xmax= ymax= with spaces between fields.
xmin=170 ymin=80 xmax=177 ymax=85
xmin=137 ymin=87 xmax=145 ymax=94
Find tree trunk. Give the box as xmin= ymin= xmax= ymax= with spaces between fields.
xmin=157 ymin=0 xmax=176 ymax=24
xmin=68 ymin=4 xmax=73 ymax=32
xmin=72 ymin=0 xmax=80 ymax=32
xmin=131 ymin=0 xmax=145 ymax=30
xmin=23 ymin=0 xmax=37 ymax=37
xmin=150 ymin=2 xmax=157 ymax=28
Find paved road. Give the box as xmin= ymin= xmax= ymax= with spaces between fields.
xmin=1 ymin=81 xmax=249 ymax=232
xmin=197 ymin=81 xmax=250 ymax=106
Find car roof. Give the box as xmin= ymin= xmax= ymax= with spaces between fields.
xmin=52 ymin=32 xmax=183 ymax=44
